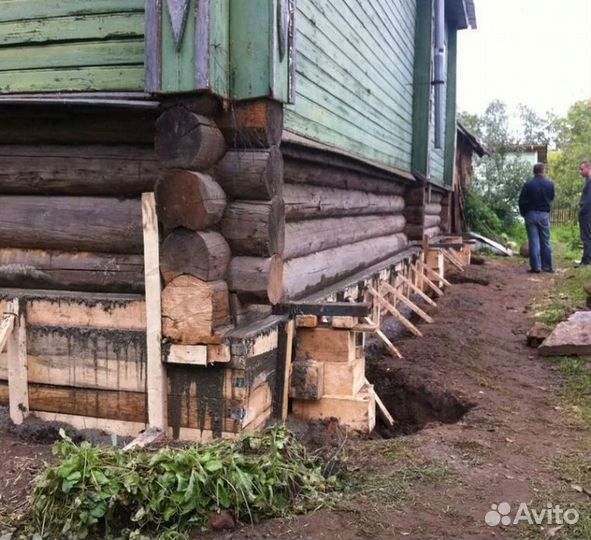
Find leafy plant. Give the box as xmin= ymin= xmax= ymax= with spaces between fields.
xmin=29 ymin=425 xmax=335 ymax=540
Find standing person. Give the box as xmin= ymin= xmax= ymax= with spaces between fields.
xmin=577 ymin=160 xmax=591 ymax=267
xmin=518 ymin=162 xmax=555 ymax=273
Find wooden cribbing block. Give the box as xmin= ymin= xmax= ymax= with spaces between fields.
xmin=292 ymin=384 xmax=376 ymax=433
xmin=331 ymin=316 xmax=358 ymax=329
xmin=165 ymin=345 xmax=208 ymax=366
xmin=296 ymin=327 xmax=356 ymax=363
xmin=296 ymin=314 xmax=318 ymax=328
xmin=289 ymin=359 xmax=324 ymax=400
xmin=323 ymin=356 xmax=365 ymax=396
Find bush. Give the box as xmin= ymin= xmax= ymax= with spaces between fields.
xmin=464 ymin=188 xmax=505 ymax=240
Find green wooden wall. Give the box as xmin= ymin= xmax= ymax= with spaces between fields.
xmin=0 ymin=0 xmax=145 ymax=93
xmin=283 ymin=0 xmax=416 ymax=173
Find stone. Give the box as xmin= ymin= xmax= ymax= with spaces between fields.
xmin=538 ymin=311 xmax=591 ymax=356
xmin=526 ymin=322 xmax=553 ymax=348
xmin=520 ymin=243 xmax=529 ymax=258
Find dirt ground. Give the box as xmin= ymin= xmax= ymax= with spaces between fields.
xmin=2 ymin=257 xmax=591 ymax=539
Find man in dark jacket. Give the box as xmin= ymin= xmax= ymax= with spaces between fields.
xmin=518 ymin=163 xmax=555 ymax=273
xmin=577 ymin=160 xmax=591 ymax=266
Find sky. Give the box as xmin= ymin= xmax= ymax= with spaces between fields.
xmin=457 ymin=0 xmax=591 ymax=117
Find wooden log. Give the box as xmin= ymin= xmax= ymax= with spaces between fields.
xmin=0 ymin=248 xmax=144 ymax=293
xmin=216 ymin=99 xmax=283 ymax=148
xmin=221 ymin=198 xmax=285 ymax=257
xmin=282 ymin=234 xmax=407 ymax=299
xmin=403 ymin=206 xmax=424 ymax=225
xmin=405 ymin=187 xmax=425 ymax=206
xmin=424 ymin=214 xmax=442 ymax=228
xmin=406 ymin=224 xmax=440 ymax=240
xmin=0 ymin=289 xmax=146 ymax=330
xmin=428 ymin=191 xmax=444 ymax=203
xmin=155 ymin=107 xmax=226 ymax=170
xmin=424 ymin=226 xmax=440 ymax=238
xmin=0 ymin=196 xmax=142 ymax=253
xmin=284 ymin=184 xmax=404 ymax=221
xmin=284 ymin=214 xmax=405 ymax=260
xmin=160 ymin=230 xmax=231 ymax=283
xmin=283 ymin=158 xmax=406 ymax=195
xmin=161 ymin=276 xmax=230 ymax=345
xmin=155 ymin=170 xmax=226 ymax=231
xmin=424 ymin=202 xmax=443 ymax=216
xmin=228 ymin=255 xmax=284 ymax=305
xmin=215 ymin=147 xmax=283 ymax=200
xmin=0 ymin=145 xmax=159 ymax=196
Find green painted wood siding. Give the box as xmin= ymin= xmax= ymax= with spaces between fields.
xmin=0 ymin=0 xmax=144 ymax=93
xmin=284 ymin=0 xmax=416 ymax=173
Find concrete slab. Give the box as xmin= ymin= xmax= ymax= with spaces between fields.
xmin=538 ymin=311 xmax=591 ymax=356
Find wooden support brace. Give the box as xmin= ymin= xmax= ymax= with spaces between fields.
xmin=363 ymin=317 xmax=403 ymax=359
xmin=366 ymin=378 xmax=395 ymax=426
xmin=397 ymin=273 xmax=437 ymax=307
xmin=414 ymin=264 xmax=444 ymax=296
xmin=424 ymin=263 xmax=452 ymax=287
xmin=142 ymin=192 xmax=168 ymax=432
xmin=273 ymin=302 xmax=371 ymax=317
xmin=381 ymin=282 xmax=434 ymax=324
xmin=282 ymin=319 xmax=295 ymax=420
xmin=368 ymin=286 xmax=422 ymax=337
xmin=6 ymin=299 xmax=29 ymax=425
xmin=0 ymin=309 xmax=15 ymax=353
xmin=443 ymin=249 xmax=465 ymax=272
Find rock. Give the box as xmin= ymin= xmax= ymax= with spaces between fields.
xmin=209 ymin=510 xmax=236 ymax=531
xmin=520 ymin=243 xmax=529 ymax=258
xmin=470 ymin=254 xmax=486 ymax=265
xmin=538 ymin=311 xmax=591 ymax=356
xmin=526 ymin=322 xmax=553 ymax=348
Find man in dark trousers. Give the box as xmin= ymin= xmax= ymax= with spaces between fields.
xmin=518 ymin=162 xmax=555 ymax=273
xmin=577 ymin=160 xmax=591 ymax=266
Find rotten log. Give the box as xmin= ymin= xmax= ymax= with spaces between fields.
xmin=0 ymin=145 xmax=159 ymax=196
xmin=160 ymin=230 xmax=231 ymax=284
xmin=0 ymin=196 xmax=142 ymax=253
xmin=215 ymin=99 xmax=283 ymax=148
xmin=0 ymin=248 xmax=144 ymax=293
xmin=283 ymin=233 xmax=408 ymax=299
xmin=215 ymin=147 xmax=283 ymax=200
xmin=284 ymin=214 xmax=406 ymax=260
xmin=161 ymin=275 xmax=230 ymax=345
xmin=221 ymin=198 xmax=285 ymax=257
xmin=155 ymin=106 xmax=226 ymax=170
xmin=155 ymin=170 xmax=226 ymax=231
xmin=227 ymin=255 xmax=284 ymax=305
xmin=284 ymin=183 xmax=405 ymax=221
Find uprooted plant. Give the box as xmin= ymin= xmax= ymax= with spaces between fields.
xmin=27 ymin=425 xmax=336 ymax=539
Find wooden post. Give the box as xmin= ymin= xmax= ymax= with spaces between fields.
xmin=142 ymin=193 xmax=167 ymax=432
xmin=6 ymin=299 xmax=29 ymax=425
xmin=282 ymin=319 xmax=295 ymax=420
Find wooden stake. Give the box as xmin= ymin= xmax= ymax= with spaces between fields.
xmin=381 ymin=282 xmax=434 ymax=323
xmin=397 ymin=273 xmax=437 ymax=307
xmin=282 ymin=319 xmax=295 ymax=420
xmin=366 ymin=378 xmax=395 ymax=426
xmin=443 ymin=249 xmax=465 ymax=272
xmin=142 ymin=192 xmax=167 ymax=431
xmin=368 ymin=286 xmax=422 ymax=337
xmin=6 ymin=299 xmax=29 ymax=425
xmin=424 ymin=263 xmax=452 ymax=287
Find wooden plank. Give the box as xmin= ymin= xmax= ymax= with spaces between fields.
xmin=443 ymin=249 xmax=465 ymax=272
xmin=331 ymin=316 xmax=358 ymax=329
xmin=364 ymin=317 xmax=403 ymax=359
xmin=414 ymin=264 xmax=444 ymax=296
xmin=423 ymin=262 xmax=452 ymax=288
xmin=0 ymin=311 xmax=15 ymax=353
xmin=368 ymin=286 xmax=422 ymax=338
xmin=389 ymin=273 xmax=436 ymax=307
xmin=0 ymin=12 xmax=144 ymax=46
xmin=296 ymin=314 xmax=318 ymax=328
xmin=273 ymin=302 xmax=371 ymax=317
xmin=142 ymin=193 xmax=167 ymax=431
xmin=165 ymin=345 xmax=207 ymax=366
xmin=282 ymin=320 xmax=295 ymax=420
xmin=443 ymin=28 xmax=458 ymax=186
xmin=381 ymin=282 xmax=434 ymax=324
xmin=0 ymin=66 xmax=144 ymax=93
xmin=296 ymin=327 xmax=356 ymax=363
xmin=144 ymin=0 xmax=161 ymax=92
xmin=366 ymin=378 xmax=395 ymax=426
xmin=6 ymin=300 xmax=29 ymax=424
xmin=0 ymin=1 xmax=144 ymax=22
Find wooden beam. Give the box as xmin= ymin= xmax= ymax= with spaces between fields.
xmin=423 ymin=262 xmax=452 ymax=287
xmin=368 ymin=286 xmax=423 ymax=338
xmin=414 ymin=264 xmax=444 ymax=296
xmin=381 ymin=282 xmax=434 ymax=324
xmin=142 ymin=193 xmax=167 ymax=431
xmin=443 ymin=249 xmax=465 ymax=272
xmin=363 ymin=317 xmax=402 ymax=359
xmin=273 ymin=302 xmax=371 ymax=317
xmin=6 ymin=300 xmax=28 ymax=424
xmin=0 ymin=309 xmax=15 ymax=353
xmin=396 ymin=273 xmax=437 ymax=307
xmin=366 ymin=378 xmax=395 ymax=427
xmin=282 ymin=319 xmax=295 ymax=420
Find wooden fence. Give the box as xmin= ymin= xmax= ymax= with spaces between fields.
xmin=551 ymin=206 xmax=578 ymax=225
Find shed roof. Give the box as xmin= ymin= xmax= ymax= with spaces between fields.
xmin=447 ymin=0 xmax=478 ymax=30
xmin=457 ymin=121 xmax=489 ymax=157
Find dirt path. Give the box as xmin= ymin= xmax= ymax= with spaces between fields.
xmin=2 ymin=258 xmax=590 ymax=539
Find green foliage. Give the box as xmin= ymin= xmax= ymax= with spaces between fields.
xmin=29 ymin=426 xmax=334 ymax=540
xmin=552 ymin=222 xmax=581 ymax=262
xmin=464 ymin=188 xmax=504 ymax=239
xmin=548 ymin=100 xmax=591 ymax=207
